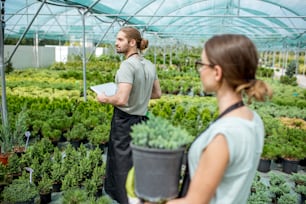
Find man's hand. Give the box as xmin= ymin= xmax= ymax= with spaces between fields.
xmin=97 ymin=92 xmax=107 ymax=103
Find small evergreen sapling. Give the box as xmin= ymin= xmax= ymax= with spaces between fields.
xmin=131 ymin=114 xmax=193 ymax=150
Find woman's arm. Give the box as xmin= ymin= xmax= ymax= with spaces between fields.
xmin=167 ymin=134 xmax=229 ymax=204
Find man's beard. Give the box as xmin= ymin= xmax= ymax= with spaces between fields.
xmin=116 ymin=46 xmax=128 ymax=54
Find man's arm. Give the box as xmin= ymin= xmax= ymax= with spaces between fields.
xmin=151 ymin=79 xmax=162 ymax=99
xmin=97 ymin=83 xmax=132 ymax=106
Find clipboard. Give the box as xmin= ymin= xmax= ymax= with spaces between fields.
xmin=90 ymin=82 xmax=117 ymax=96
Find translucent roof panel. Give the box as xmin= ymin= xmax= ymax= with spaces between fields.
xmin=4 ymin=0 xmax=306 ymax=49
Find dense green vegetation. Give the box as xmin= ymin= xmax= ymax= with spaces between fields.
xmin=0 ymin=56 xmax=305 ymax=203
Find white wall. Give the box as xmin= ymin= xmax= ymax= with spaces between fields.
xmin=4 ymin=45 xmax=55 ymax=69
xmin=4 ymin=45 xmax=109 ymax=69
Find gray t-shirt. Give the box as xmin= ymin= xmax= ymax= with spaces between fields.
xmin=188 ymin=111 xmax=264 ymax=204
xmin=115 ymin=55 xmax=157 ymax=115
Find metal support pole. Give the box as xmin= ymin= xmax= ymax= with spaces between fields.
xmin=295 ymin=50 xmax=298 ymax=76
xmin=163 ymin=44 xmax=166 ymax=67
xmin=87 ymin=15 xmax=117 ymax=62
xmin=81 ymin=10 xmax=87 ymax=101
xmin=78 ymin=0 xmax=101 ymax=101
xmin=272 ymin=50 xmax=276 ymax=68
xmin=281 ymin=50 xmax=285 ymax=76
xmin=35 ymin=31 xmax=39 ymax=68
xmin=285 ymin=49 xmax=288 ymax=70
xmin=169 ymin=44 xmax=172 ymax=66
xmin=278 ymin=50 xmax=281 ymax=69
xmin=0 ymin=0 xmax=8 ymax=127
xmin=153 ymin=33 xmax=157 ymax=65
xmin=303 ymin=50 xmax=306 ymax=75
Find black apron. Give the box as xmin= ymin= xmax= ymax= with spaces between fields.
xmin=105 ymin=107 xmax=148 ymax=204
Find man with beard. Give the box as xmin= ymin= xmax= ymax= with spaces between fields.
xmin=97 ymin=26 xmax=162 ymax=204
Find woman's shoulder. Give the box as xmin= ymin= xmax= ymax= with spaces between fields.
xmin=216 ymin=110 xmax=262 ymax=125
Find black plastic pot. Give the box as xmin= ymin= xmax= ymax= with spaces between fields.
xmin=69 ymin=140 xmax=81 ymax=149
xmin=282 ymin=159 xmax=299 ymax=174
xmin=40 ymin=192 xmax=52 ymax=204
xmin=52 ymin=182 xmax=62 ymax=192
xmin=301 ymin=193 xmax=306 ymax=204
xmin=299 ymin=158 xmax=306 ymax=167
xmin=131 ymin=144 xmax=184 ymax=202
xmin=95 ymin=186 xmax=103 ymax=198
xmin=257 ymin=158 xmax=271 ymax=173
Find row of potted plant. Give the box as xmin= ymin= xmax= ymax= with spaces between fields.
xmin=258 ymin=113 xmax=305 ymax=174
xmin=6 ymin=60 xmax=306 ymax=108
xmin=1 ymin=94 xmax=215 ymax=158
xmin=1 ymin=94 xmax=305 ymax=169
xmin=0 ymin=95 xmax=114 ymax=161
xmin=0 ymin=138 xmax=107 ymax=203
xmin=1 ymin=177 xmax=113 ymax=204
xmin=248 ymin=171 xmax=306 ymax=204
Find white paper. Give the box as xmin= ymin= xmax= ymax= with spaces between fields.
xmin=90 ymin=82 xmax=117 ymax=96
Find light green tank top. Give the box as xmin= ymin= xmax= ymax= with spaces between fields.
xmin=188 ymin=111 xmax=264 ymax=203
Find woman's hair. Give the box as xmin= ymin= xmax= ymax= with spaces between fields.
xmin=204 ymin=34 xmax=272 ymax=103
xmin=120 ymin=27 xmax=149 ymax=52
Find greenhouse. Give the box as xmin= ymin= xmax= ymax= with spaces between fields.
xmin=0 ymin=0 xmax=306 ymax=204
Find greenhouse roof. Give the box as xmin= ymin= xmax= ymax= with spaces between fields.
xmin=4 ymin=0 xmax=306 ymax=49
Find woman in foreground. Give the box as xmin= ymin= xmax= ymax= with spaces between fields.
xmin=167 ymin=34 xmax=272 ymax=204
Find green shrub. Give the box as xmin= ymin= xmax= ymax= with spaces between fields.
xmin=1 ymin=178 xmax=38 ymax=202
xmin=5 ymin=61 xmax=14 ymax=73
xmin=38 ymin=173 xmax=53 ymax=194
xmin=62 ymin=188 xmax=88 ymax=204
xmin=279 ymin=75 xmax=298 ymax=86
xmin=131 ymin=114 xmax=193 ymax=150
xmin=277 ymin=193 xmax=298 ymax=204
xmin=286 ymin=60 xmax=297 ymax=77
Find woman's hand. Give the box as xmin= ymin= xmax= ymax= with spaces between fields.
xmin=166 ymin=198 xmax=188 ymax=204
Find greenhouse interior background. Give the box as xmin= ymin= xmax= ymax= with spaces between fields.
xmin=0 ymin=0 xmax=306 ymax=204
xmin=2 ymin=0 xmax=306 ymax=68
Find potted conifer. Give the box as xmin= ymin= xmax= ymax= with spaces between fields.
xmin=51 ymin=147 xmax=65 ymax=192
xmin=88 ymin=124 xmax=110 ymax=151
xmin=38 ymin=173 xmax=53 ymax=204
xmin=11 ymin=108 xmax=29 ymax=156
xmin=0 ymin=163 xmax=8 ymax=195
xmin=64 ymin=123 xmax=87 ymax=148
xmin=0 ymin=107 xmax=29 ymax=162
xmin=291 ymin=172 xmax=306 ymax=186
xmin=1 ymin=177 xmax=38 ymax=204
xmin=0 ymin=124 xmax=13 ymax=166
xmin=258 ymin=136 xmax=279 ymax=173
xmin=280 ymin=143 xmax=304 ymax=174
xmin=6 ymin=153 xmax=22 ymax=181
xmin=130 ymin=114 xmax=193 ymax=202
xmin=294 ymin=184 xmax=306 ymax=203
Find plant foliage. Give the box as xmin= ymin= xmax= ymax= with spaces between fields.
xmin=1 ymin=178 xmax=38 ymax=202
xmin=131 ymin=114 xmax=193 ymax=149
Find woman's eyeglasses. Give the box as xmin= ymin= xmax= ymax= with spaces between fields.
xmin=195 ymin=61 xmax=215 ymax=73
